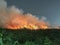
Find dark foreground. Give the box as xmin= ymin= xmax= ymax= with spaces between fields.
xmin=0 ymin=28 xmax=60 ymax=45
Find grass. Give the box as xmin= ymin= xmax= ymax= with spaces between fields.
xmin=0 ymin=28 xmax=60 ymax=45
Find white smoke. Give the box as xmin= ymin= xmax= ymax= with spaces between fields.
xmin=0 ymin=0 xmax=51 ymax=29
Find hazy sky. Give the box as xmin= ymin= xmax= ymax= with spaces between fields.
xmin=5 ymin=0 xmax=60 ymax=26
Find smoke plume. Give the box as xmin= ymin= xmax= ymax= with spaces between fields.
xmin=0 ymin=0 xmax=55 ymax=29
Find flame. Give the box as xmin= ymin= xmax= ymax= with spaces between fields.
xmin=3 ymin=14 xmax=49 ymax=30
xmin=0 ymin=0 xmax=60 ymax=30
xmin=0 ymin=4 xmax=49 ymax=30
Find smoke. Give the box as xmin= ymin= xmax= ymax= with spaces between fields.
xmin=0 ymin=0 xmax=51 ymax=29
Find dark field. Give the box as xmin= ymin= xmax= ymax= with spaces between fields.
xmin=0 ymin=28 xmax=60 ymax=45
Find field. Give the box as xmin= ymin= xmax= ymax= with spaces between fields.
xmin=0 ymin=28 xmax=60 ymax=45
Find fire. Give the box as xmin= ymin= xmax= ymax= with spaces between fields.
xmin=0 ymin=0 xmax=60 ymax=30
xmin=3 ymin=14 xmax=49 ymax=30
xmin=0 ymin=4 xmax=49 ymax=30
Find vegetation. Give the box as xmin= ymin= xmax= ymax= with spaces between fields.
xmin=0 ymin=28 xmax=60 ymax=45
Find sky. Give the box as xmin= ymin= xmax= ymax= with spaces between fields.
xmin=5 ymin=0 xmax=60 ymax=26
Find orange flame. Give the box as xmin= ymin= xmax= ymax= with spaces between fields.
xmin=0 ymin=1 xmax=60 ymax=30
xmin=0 ymin=6 xmax=50 ymax=30
xmin=3 ymin=13 xmax=49 ymax=30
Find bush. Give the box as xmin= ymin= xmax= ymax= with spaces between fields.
xmin=1 ymin=28 xmax=60 ymax=45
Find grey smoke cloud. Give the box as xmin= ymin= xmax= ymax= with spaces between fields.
xmin=0 ymin=0 xmax=7 ymax=8
xmin=0 ymin=0 xmax=53 ymax=29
